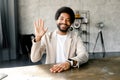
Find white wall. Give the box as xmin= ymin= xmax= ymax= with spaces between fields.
xmin=18 ymin=0 xmax=120 ymax=52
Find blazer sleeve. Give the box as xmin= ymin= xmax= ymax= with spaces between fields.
xmin=71 ymin=35 xmax=89 ymax=68
xmin=30 ymin=36 xmax=46 ymax=63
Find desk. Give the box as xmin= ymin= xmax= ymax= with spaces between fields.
xmin=0 ymin=57 xmax=120 ymax=80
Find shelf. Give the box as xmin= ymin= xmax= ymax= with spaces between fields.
xmin=73 ymin=10 xmax=90 ymax=52
xmin=83 ymin=41 xmax=89 ymax=44
xmin=81 ymin=30 xmax=89 ymax=34
xmin=75 ymin=17 xmax=84 ymax=19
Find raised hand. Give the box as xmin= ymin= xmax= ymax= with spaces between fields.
xmin=34 ymin=19 xmax=48 ymax=42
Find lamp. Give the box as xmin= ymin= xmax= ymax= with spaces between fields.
xmin=96 ymin=22 xmax=104 ymax=29
xmin=92 ymin=22 xmax=106 ymax=58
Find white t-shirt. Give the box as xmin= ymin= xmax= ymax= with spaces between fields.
xmin=56 ymin=33 xmax=67 ymax=63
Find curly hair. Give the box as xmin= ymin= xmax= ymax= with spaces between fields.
xmin=55 ymin=6 xmax=75 ymax=24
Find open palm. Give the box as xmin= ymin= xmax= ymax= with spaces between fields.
xmin=34 ymin=19 xmax=48 ymax=39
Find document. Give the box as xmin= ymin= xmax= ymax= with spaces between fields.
xmin=0 ymin=73 xmax=8 ymax=80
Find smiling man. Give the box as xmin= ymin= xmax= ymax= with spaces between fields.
xmin=30 ymin=6 xmax=89 ymax=73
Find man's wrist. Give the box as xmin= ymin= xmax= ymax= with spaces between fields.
xmin=34 ymin=36 xmax=42 ymax=42
xmin=67 ymin=59 xmax=77 ymax=67
xmin=67 ymin=59 xmax=73 ymax=67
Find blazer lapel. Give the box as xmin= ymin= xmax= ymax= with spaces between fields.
xmin=51 ymin=31 xmax=57 ymax=63
xmin=65 ymin=32 xmax=72 ymax=59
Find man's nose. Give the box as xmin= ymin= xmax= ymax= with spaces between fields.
xmin=62 ymin=19 xmax=67 ymax=24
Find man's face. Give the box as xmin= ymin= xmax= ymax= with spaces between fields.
xmin=56 ymin=13 xmax=71 ymax=32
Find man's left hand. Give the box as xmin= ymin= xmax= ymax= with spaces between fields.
xmin=49 ymin=62 xmax=70 ymax=73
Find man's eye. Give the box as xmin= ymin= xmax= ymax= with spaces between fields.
xmin=59 ymin=18 xmax=64 ymax=20
xmin=66 ymin=19 xmax=70 ymax=22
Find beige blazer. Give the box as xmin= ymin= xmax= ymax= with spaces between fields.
xmin=30 ymin=30 xmax=89 ymax=66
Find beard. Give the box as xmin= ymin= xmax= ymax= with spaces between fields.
xmin=57 ymin=23 xmax=70 ymax=32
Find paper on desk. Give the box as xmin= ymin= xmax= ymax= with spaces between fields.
xmin=0 ymin=73 xmax=8 ymax=80
xmin=4 ymin=74 xmax=52 ymax=80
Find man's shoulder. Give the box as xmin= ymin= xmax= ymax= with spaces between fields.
xmin=44 ymin=31 xmax=56 ymax=39
xmin=68 ymin=31 xmax=79 ymax=37
xmin=46 ymin=31 xmax=55 ymax=36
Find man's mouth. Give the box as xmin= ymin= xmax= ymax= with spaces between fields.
xmin=60 ymin=23 xmax=68 ymax=27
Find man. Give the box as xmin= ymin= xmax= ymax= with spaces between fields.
xmin=30 ymin=6 xmax=89 ymax=73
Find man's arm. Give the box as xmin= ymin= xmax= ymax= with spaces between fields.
xmin=31 ymin=19 xmax=47 ymax=62
xmin=30 ymin=39 xmax=45 ymax=62
xmin=70 ymin=36 xmax=89 ymax=68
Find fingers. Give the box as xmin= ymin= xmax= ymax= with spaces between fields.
xmin=38 ymin=19 xmax=48 ymax=33
xmin=39 ymin=19 xmax=44 ymax=29
xmin=50 ymin=64 xmax=64 ymax=73
xmin=34 ymin=21 xmax=38 ymax=33
xmin=34 ymin=19 xmax=48 ymax=37
xmin=34 ymin=19 xmax=44 ymax=28
xmin=50 ymin=62 xmax=70 ymax=73
xmin=34 ymin=19 xmax=41 ymax=34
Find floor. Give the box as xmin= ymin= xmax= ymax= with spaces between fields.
xmin=0 ymin=54 xmax=43 ymax=68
